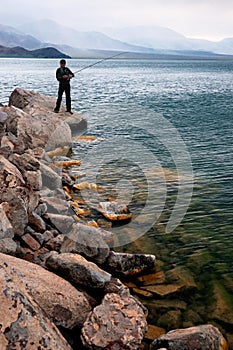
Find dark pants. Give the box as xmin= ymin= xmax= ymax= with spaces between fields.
xmin=55 ymin=83 xmax=71 ymax=112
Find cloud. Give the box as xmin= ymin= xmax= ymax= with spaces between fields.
xmin=0 ymin=0 xmax=232 ymax=40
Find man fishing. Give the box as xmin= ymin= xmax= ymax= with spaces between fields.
xmin=54 ymin=59 xmax=74 ymax=115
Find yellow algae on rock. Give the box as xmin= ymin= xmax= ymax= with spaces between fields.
xmin=54 ymin=160 xmax=82 ymax=167
xmin=73 ymin=182 xmax=99 ymax=191
xmin=72 ymin=135 xmax=97 ymax=142
xmin=98 ymin=201 xmax=132 ymax=221
xmin=46 ymin=146 xmax=70 ymax=158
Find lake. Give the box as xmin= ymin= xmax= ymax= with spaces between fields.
xmin=1 ymin=57 xmax=233 ymax=345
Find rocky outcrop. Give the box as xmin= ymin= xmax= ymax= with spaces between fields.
xmin=9 ymin=87 xmax=87 ymax=138
xmin=81 ymin=291 xmax=148 ymax=350
xmin=150 ymin=324 xmax=228 ymax=350
xmin=0 ymin=255 xmax=72 ymax=350
xmin=0 ymin=253 xmax=92 ymax=329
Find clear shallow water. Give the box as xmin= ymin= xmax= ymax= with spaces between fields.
xmin=1 ymin=58 xmax=233 ymax=338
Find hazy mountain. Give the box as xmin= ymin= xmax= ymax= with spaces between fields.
xmin=103 ymin=26 xmax=233 ymax=54
xmin=0 ymin=44 xmax=70 ymax=58
xmin=18 ymin=19 xmax=155 ymax=53
xmin=0 ymin=24 xmax=41 ymax=49
xmin=103 ymin=26 xmax=188 ymax=50
xmin=0 ymin=20 xmax=232 ymax=57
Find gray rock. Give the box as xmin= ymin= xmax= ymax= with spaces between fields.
xmin=60 ymin=223 xmax=113 ymax=264
xmin=0 ymin=252 xmax=92 ymax=330
xmin=41 ymin=196 xmax=69 ymax=215
xmin=81 ymin=291 xmax=148 ymax=349
xmin=105 ymin=251 xmax=156 ymax=276
xmin=0 ymin=203 xmax=14 ymax=239
xmin=46 ymin=252 xmax=112 ymax=289
xmin=0 ymin=238 xmax=17 ymax=255
xmin=0 ymin=110 xmax=8 ymax=123
xmin=150 ymin=324 xmax=228 ymax=350
xmin=40 ymin=161 xmax=62 ymax=190
xmin=8 ymin=152 xmax=40 ymax=171
xmin=44 ymin=213 xmax=74 ymax=235
xmin=0 ymin=254 xmax=72 ymax=349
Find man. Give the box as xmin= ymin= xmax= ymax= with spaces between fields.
xmin=54 ymin=59 xmax=74 ymax=114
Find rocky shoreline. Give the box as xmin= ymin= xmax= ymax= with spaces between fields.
xmin=0 ymin=88 xmax=230 ymax=349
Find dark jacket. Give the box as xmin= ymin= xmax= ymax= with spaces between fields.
xmin=56 ymin=67 xmax=74 ymax=85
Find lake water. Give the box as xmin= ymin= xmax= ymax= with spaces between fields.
xmin=1 ymin=58 xmax=233 ymax=343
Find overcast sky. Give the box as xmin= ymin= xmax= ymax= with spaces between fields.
xmin=1 ymin=0 xmax=233 ymax=40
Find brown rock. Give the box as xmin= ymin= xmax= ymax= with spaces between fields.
xmin=0 ymin=254 xmax=72 ymax=349
xmin=0 ymin=191 xmax=28 ymax=237
xmin=144 ymin=325 xmax=166 ymax=341
xmin=141 ymin=284 xmax=183 ymax=297
xmin=28 ymin=211 xmax=46 ymax=232
xmin=150 ymin=324 xmax=228 ymax=350
xmin=132 ymin=288 xmax=153 ymax=298
xmin=81 ymin=291 xmax=148 ymax=349
xmin=0 ymin=252 xmax=92 ymax=329
xmin=21 ymin=233 xmax=41 ymax=251
xmin=136 ymin=271 xmax=166 ymax=286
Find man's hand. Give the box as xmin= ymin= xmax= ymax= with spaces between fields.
xmin=63 ymin=75 xmax=69 ymax=79
xmin=68 ymin=74 xmax=73 ymax=79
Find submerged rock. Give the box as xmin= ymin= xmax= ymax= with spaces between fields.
xmin=105 ymin=251 xmax=156 ymax=276
xmin=98 ymin=201 xmax=132 ymax=221
xmin=81 ymin=291 xmax=148 ymax=349
xmin=150 ymin=324 xmax=228 ymax=350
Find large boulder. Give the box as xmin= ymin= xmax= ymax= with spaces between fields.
xmin=9 ymin=88 xmax=87 ymax=138
xmin=3 ymin=104 xmax=72 ymax=152
xmin=150 ymin=324 xmax=228 ymax=350
xmin=0 ymin=253 xmax=92 ymax=329
xmin=0 ymin=254 xmax=72 ymax=350
xmin=81 ymin=291 xmax=148 ymax=349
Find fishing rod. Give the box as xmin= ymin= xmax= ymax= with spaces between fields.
xmin=73 ymin=51 xmax=127 ymax=74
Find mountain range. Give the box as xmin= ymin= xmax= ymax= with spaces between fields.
xmin=0 ymin=19 xmax=233 ymax=58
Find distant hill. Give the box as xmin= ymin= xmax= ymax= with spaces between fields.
xmin=0 ymin=24 xmax=41 ymax=49
xmin=0 ymin=45 xmax=70 ymax=58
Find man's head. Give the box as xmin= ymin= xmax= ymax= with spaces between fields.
xmin=60 ymin=59 xmax=66 ymax=67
